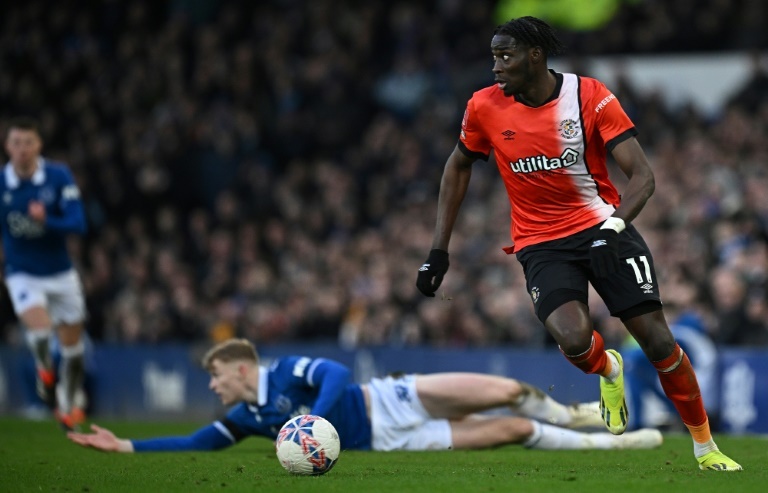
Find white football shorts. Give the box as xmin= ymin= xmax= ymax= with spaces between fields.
xmin=367 ymin=374 xmax=453 ymax=451
xmin=5 ymin=268 xmax=86 ymax=325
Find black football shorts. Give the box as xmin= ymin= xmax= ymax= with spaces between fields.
xmin=515 ymin=223 xmax=662 ymax=323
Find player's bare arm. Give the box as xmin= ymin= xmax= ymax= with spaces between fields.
xmin=590 ymin=136 xmax=655 ymax=277
xmin=416 ymin=145 xmax=475 ymax=297
xmin=608 ymin=137 xmax=655 ymax=224
xmin=431 ymin=145 xmax=475 ymax=251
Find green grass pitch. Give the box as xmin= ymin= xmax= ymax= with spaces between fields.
xmin=1 ymin=418 xmax=766 ymax=493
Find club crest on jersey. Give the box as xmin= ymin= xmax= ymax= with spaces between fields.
xmin=275 ymin=394 xmax=293 ymax=414
xmin=559 ymin=119 xmax=581 ymax=139
xmin=530 ymin=287 xmax=540 ymax=303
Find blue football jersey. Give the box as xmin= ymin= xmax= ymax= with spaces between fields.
xmin=222 ymin=357 xmax=372 ymax=450
xmin=0 ymin=159 xmax=87 ymax=275
xmin=131 ymin=356 xmax=372 ymax=453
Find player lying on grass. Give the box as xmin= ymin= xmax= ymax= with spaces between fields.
xmin=67 ymin=338 xmax=662 ymax=453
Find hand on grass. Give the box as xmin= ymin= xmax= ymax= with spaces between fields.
xmin=67 ymin=424 xmax=134 ymax=453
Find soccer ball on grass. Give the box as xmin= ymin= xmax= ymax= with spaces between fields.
xmin=275 ymin=414 xmax=340 ymax=475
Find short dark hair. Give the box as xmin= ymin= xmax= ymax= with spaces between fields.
xmin=6 ymin=117 xmax=41 ymax=136
xmin=494 ymin=16 xmax=565 ymax=57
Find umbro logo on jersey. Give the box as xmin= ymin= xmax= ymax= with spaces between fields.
xmin=641 ymin=283 xmax=654 ymax=293
xmin=591 ymin=240 xmax=607 ymax=247
xmin=501 ymin=130 xmax=516 ymax=140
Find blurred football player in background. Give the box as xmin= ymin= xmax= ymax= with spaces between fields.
xmin=1 ymin=117 xmax=89 ymax=430
xmin=67 ymin=338 xmax=662 ymax=453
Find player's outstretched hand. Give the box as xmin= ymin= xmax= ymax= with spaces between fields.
xmin=416 ymin=249 xmax=449 ymax=297
xmin=67 ymin=424 xmax=134 ymax=453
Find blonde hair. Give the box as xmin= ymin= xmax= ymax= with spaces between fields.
xmin=202 ymin=338 xmax=258 ymax=370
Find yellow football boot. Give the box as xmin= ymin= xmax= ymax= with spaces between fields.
xmin=697 ymin=450 xmax=743 ymax=471
xmin=599 ymin=349 xmax=628 ymax=435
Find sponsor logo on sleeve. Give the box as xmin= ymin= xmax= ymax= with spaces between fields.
xmin=595 ymin=94 xmax=616 ymax=113
xmin=61 ymin=184 xmax=81 ymax=201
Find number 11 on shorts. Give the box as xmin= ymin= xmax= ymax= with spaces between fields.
xmin=625 ymin=256 xmax=652 ymax=284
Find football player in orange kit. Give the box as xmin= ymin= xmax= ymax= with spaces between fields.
xmin=416 ymin=16 xmax=740 ymax=472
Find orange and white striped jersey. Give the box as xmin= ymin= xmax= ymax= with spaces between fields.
xmin=458 ymin=71 xmax=637 ymax=252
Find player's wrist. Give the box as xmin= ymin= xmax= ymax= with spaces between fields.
xmin=429 ymin=248 xmax=449 ymax=260
xmin=119 ymin=439 xmax=135 ymax=453
xmin=600 ymin=217 xmax=626 ymax=234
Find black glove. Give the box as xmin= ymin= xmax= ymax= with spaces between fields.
xmin=589 ymin=228 xmax=620 ymax=277
xmin=416 ymin=249 xmax=449 ymax=297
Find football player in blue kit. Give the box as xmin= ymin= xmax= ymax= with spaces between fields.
xmin=1 ymin=117 xmax=89 ymax=430
xmin=67 ymin=339 xmax=662 ymax=453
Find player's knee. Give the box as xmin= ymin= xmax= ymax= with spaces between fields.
xmin=505 ymin=379 xmax=525 ymax=403
xmin=57 ymin=325 xmax=85 ymax=346
xmin=543 ymin=297 xmax=592 ymax=353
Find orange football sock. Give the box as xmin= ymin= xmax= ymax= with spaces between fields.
xmin=685 ymin=418 xmax=713 ymax=444
xmin=562 ymin=331 xmax=610 ymax=375
xmin=653 ymin=343 xmax=709 ymax=440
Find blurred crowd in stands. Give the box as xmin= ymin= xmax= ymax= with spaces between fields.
xmin=1 ymin=0 xmax=767 ymax=348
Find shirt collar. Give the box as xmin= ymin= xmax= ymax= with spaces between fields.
xmin=257 ymin=365 xmax=268 ymax=406
xmin=4 ymin=158 xmax=46 ymax=189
